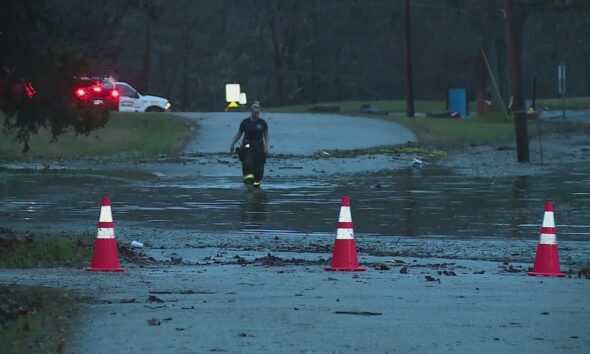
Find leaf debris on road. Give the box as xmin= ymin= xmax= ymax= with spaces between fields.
xmin=425 ymin=275 xmax=439 ymax=282
xmin=147 ymin=318 xmax=161 ymax=326
xmin=147 ymin=295 xmax=165 ymax=303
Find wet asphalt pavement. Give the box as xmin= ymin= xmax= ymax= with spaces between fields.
xmin=1 ymin=112 xmax=589 ymax=241
xmin=176 ymin=112 xmax=417 ymax=155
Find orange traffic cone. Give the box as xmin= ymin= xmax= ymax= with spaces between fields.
xmin=86 ymin=196 xmax=124 ymax=272
xmin=325 ymin=196 xmax=365 ymax=272
xmin=528 ymin=200 xmax=565 ymax=277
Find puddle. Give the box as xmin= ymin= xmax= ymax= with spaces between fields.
xmin=1 ymin=166 xmax=589 ymax=241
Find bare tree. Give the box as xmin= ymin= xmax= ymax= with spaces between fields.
xmin=404 ymin=0 xmax=415 ymax=117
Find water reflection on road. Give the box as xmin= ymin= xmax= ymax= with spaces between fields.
xmin=1 ymin=165 xmax=589 ymax=241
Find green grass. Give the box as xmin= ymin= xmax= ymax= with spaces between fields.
xmin=268 ymin=97 xmax=590 ymax=114
xmin=1 ymin=112 xmax=196 ymax=161
xmin=0 ymin=233 xmax=93 ymax=268
xmin=536 ymin=96 xmax=590 ymax=109
xmin=378 ymin=114 xmax=589 ymax=149
xmin=0 ymin=233 xmax=93 ymax=352
xmin=381 ymin=115 xmax=514 ymax=148
xmin=0 ymin=285 xmax=81 ymax=354
xmin=267 ymin=100 xmax=448 ymax=114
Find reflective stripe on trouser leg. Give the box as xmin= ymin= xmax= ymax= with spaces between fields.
xmin=243 ymin=174 xmax=254 ymax=182
xmin=241 ymin=147 xmax=254 ymax=184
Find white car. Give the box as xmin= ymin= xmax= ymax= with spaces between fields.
xmin=107 ymin=81 xmax=171 ymax=112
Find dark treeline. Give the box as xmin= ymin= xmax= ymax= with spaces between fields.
xmin=52 ymin=0 xmax=590 ymax=111
xmin=2 ymin=0 xmax=589 ymax=149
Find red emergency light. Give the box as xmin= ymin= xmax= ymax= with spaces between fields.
xmin=92 ymin=85 xmax=102 ymax=93
xmin=111 ymin=90 xmax=119 ymax=98
xmin=76 ymin=88 xmax=85 ymax=97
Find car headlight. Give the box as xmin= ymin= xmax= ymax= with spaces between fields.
xmin=165 ymin=102 xmax=171 ymax=110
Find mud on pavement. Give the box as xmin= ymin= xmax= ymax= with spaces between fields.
xmin=2 ymin=244 xmax=589 ymax=354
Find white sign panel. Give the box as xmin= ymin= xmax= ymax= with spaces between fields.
xmin=239 ymin=92 xmax=247 ymax=105
xmin=225 ymin=84 xmax=241 ymax=102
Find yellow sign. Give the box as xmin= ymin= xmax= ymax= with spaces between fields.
xmin=225 ymin=101 xmax=239 ymax=111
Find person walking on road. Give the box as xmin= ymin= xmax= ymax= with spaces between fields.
xmin=229 ymin=101 xmax=269 ymax=188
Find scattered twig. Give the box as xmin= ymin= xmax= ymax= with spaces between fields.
xmin=334 ymin=311 xmax=382 ymax=316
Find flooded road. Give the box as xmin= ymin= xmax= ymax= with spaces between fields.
xmin=2 ymin=112 xmax=589 ymax=242
xmin=2 ymin=112 xmax=589 ymax=354
xmin=2 ymin=164 xmax=589 ymax=241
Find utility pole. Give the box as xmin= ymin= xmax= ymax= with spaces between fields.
xmin=504 ymin=0 xmax=529 ymax=163
xmin=558 ymin=62 xmax=567 ymax=119
xmin=404 ymin=0 xmax=415 ymax=117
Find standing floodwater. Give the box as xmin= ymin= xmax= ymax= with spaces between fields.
xmin=2 ymin=164 xmax=589 ymax=241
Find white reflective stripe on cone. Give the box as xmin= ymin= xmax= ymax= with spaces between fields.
xmin=339 ymin=207 xmax=352 ymax=222
xmin=542 ymin=212 xmax=555 ymax=228
xmin=97 ymin=228 xmax=115 ymax=239
xmin=336 ymin=228 xmax=354 ymax=240
xmin=539 ymin=233 xmax=557 ymax=245
xmin=99 ymin=206 xmax=113 ymax=222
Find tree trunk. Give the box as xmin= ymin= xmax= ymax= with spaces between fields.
xmin=142 ymin=20 xmax=152 ymax=93
xmin=269 ymin=23 xmax=285 ymax=107
xmin=181 ymin=32 xmax=191 ymax=111
xmin=404 ymin=0 xmax=415 ymax=117
xmin=481 ymin=0 xmax=510 ymax=114
xmin=505 ymin=0 xmax=529 ymax=163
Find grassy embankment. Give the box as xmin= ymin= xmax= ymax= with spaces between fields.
xmin=536 ymin=96 xmax=590 ymax=109
xmin=0 ymin=233 xmax=93 ymax=268
xmin=0 ymin=112 xmax=196 ymax=161
xmin=269 ymin=99 xmax=590 ymax=153
xmin=0 ymin=286 xmax=81 ymax=353
xmin=0 ymin=232 xmax=94 ymax=353
xmin=270 ymin=97 xmax=590 ymax=114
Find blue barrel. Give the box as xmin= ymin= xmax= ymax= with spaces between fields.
xmin=447 ymin=88 xmax=468 ymax=118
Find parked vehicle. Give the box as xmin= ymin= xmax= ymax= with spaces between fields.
xmin=72 ymin=76 xmax=171 ymax=112
xmin=72 ymin=76 xmax=120 ymax=110
xmin=115 ymin=82 xmax=171 ymax=112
